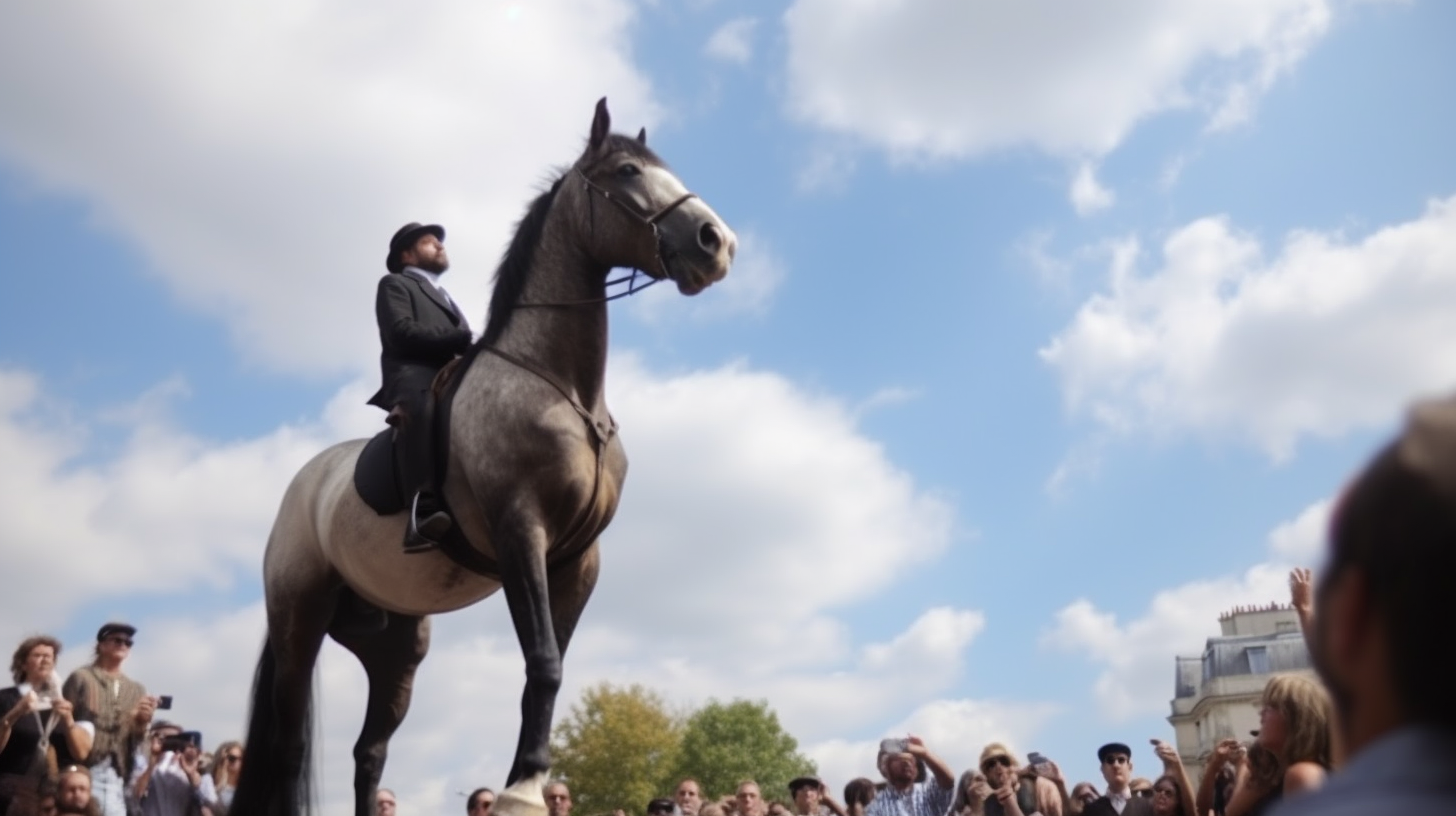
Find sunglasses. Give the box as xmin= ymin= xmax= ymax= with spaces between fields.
xmin=105 ymin=637 xmax=134 ymax=647
xmin=225 ymin=754 xmax=243 ymax=763
xmin=980 ymin=756 xmax=1012 ymax=771
xmin=1103 ymin=756 xmax=1130 ymax=766
xmin=1153 ymin=788 xmax=1176 ymax=797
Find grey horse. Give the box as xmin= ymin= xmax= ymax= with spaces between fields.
xmin=230 ymin=98 xmax=736 ymax=816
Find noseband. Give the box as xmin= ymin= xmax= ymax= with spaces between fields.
xmin=514 ymin=169 xmax=699 ymax=309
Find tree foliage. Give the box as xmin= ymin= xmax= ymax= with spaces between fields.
xmin=670 ymin=699 xmax=817 ymax=801
xmin=551 ymin=683 xmax=684 ymax=815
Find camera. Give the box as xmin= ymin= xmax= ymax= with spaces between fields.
xmin=879 ymin=738 xmax=909 ymax=755
xmin=161 ymin=731 xmax=202 ymax=754
xmin=156 ymin=696 xmax=173 ymax=710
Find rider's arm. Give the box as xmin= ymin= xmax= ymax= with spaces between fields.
xmin=377 ymin=275 xmax=472 ymax=357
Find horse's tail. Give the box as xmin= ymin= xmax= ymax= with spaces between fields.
xmin=231 ymin=633 xmax=315 ymax=816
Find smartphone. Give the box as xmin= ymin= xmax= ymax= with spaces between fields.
xmin=156 ymin=695 xmax=173 ymax=710
xmin=1026 ymin=752 xmax=1052 ymax=775
xmin=879 ymin=738 xmax=909 ymax=755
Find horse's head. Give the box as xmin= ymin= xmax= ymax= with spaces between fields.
xmin=571 ymin=98 xmax=736 ymax=295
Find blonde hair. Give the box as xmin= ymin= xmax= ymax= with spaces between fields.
xmin=1262 ymin=674 xmax=1332 ymax=769
xmin=211 ymin=741 xmax=243 ymax=787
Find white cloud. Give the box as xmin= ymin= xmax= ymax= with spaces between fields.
xmin=0 ymin=356 xmax=1022 ymax=815
xmin=0 ymin=1 xmax=658 ymax=377
xmin=1268 ymin=498 xmax=1332 ymax=562
xmin=1069 ymin=161 xmax=1116 ymax=216
xmin=783 ymin=0 xmax=1338 ymax=162
xmin=704 ymin=17 xmax=759 ymax=65
xmin=1042 ymin=499 xmax=1326 ymax=720
xmin=1040 ymin=195 xmax=1456 ymax=458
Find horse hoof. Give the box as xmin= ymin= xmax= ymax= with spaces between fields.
xmin=494 ymin=772 xmax=549 ymax=816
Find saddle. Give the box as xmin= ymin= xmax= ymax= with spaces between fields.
xmin=353 ymin=356 xmax=499 ymax=575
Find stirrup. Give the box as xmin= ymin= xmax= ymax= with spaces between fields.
xmin=404 ymin=491 xmax=450 ymax=554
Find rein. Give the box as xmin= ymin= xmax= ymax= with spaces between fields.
xmin=512 ymin=169 xmax=697 ymax=309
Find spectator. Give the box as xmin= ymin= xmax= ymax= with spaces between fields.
xmin=468 ymin=787 xmax=495 ymax=816
xmin=866 ymin=736 xmax=954 ymax=816
xmin=1127 ymin=780 xmax=1151 ymax=801
xmin=789 ymin=776 xmax=846 ymax=816
xmin=376 ymin=788 xmax=397 ymax=816
xmin=843 ymin=778 xmax=877 ymax=816
xmin=1147 ymin=741 xmax=1194 ymax=816
xmin=132 ymin=723 xmax=216 ymax=816
xmin=735 ymin=781 xmax=764 ymax=816
xmin=1082 ymin=743 xmax=1151 ymax=816
xmin=40 ymin=786 xmax=59 ymax=816
xmin=699 ymin=803 xmax=726 ymax=816
xmin=975 ymin=743 xmax=1060 ymax=816
xmin=1067 ymin=784 xmax=1098 ymax=816
xmin=545 ymin=780 xmax=573 ymax=816
xmin=56 ymin=766 xmax=100 ymax=816
xmin=1 ymin=635 xmax=95 ymax=816
xmin=208 ymin=740 xmax=243 ymax=816
xmin=1146 ymin=776 xmax=1185 ymax=816
xmin=1206 ymin=676 xmax=1330 ymax=816
xmin=62 ymin=623 xmax=152 ymax=816
xmin=675 ymin=779 xmax=703 ymax=816
xmin=1268 ymin=397 xmax=1456 ymax=814
xmin=766 ymin=801 xmax=791 ymax=816
xmin=650 ymin=798 xmax=677 ymax=816
xmin=952 ymin=770 xmax=987 ymax=816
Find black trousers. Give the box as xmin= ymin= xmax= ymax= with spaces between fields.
xmin=392 ymin=387 xmax=438 ymax=504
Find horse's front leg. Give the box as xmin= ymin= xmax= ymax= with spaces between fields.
xmin=493 ymin=516 xmax=564 ymax=810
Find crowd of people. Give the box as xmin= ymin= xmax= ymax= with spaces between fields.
xmin=0 ymin=624 xmax=244 ymax=816
xmin=6 ymin=369 xmax=1456 ymax=816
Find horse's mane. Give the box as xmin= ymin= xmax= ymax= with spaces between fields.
xmin=477 ymin=134 xmax=666 ymax=347
xmin=478 ymin=175 xmax=565 ymax=347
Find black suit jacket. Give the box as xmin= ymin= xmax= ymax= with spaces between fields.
xmin=368 ymin=270 xmax=472 ymax=409
xmin=1083 ymin=795 xmax=1154 ymax=816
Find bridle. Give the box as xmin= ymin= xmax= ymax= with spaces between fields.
xmin=513 ymin=168 xmax=699 ymax=309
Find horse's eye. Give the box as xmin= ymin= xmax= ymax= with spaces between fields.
xmin=616 ymin=163 xmax=641 ymax=178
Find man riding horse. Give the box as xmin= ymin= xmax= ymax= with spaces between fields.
xmin=369 ymin=222 xmax=472 ymax=553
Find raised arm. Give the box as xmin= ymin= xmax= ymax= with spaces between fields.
xmin=1151 ymin=740 xmax=1195 ymax=816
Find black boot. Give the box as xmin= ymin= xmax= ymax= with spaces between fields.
xmin=396 ymin=391 xmax=454 ymax=554
xmin=403 ymin=490 xmax=453 ymax=554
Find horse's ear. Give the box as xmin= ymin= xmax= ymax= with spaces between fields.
xmin=589 ymin=97 xmax=610 ymax=153
xmin=637 ymin=127 xmax=647 ymax=145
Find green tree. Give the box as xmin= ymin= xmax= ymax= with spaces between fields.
xmin=551 ymin=682 xmax=684 ymax=815
xmin=670 ymin=699 xmax=817 ymax=801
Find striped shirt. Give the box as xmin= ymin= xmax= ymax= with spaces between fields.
xmin=866 ymin=780 xmax=953 ymax=816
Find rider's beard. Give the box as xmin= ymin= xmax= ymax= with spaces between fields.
xmin=417 ymin=254 xmax=449 ymax=274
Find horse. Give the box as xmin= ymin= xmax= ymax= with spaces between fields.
xmin=230 ymin=98 xmax=737 ymax=816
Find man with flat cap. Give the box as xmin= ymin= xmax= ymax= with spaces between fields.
xmin=62 ymin=623 xmax=156 ymax=816
xmin=1081 ymin=743 xmax=1150 ymax=816
xmin=370 ymin=222 xmax=474 ymax=552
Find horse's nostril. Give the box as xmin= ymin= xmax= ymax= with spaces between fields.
xmin=698 ymin=222 xmax=722 ymax=254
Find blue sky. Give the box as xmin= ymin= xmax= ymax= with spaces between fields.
xmin=2 ymin=0 xmax=1454 ymax=812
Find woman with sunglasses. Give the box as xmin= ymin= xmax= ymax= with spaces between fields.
xmin=0 ymin=636 xmax=95 ymax=816
xmin=1201 ymin=675 xmax=1331 ymax=816
xmin=208 ymin=741 xmax=243 ymax=816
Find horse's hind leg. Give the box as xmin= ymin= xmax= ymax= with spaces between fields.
xmin=332 ymin=612 xmax=432 ymax=816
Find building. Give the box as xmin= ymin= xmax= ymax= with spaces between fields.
xmin=1167 ymin=603 xmax=1313 ymax=787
